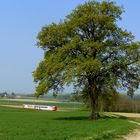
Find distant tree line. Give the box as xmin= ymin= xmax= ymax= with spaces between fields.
xmin=106 ymin=94 xmax=140 ymax=113
xmin=0 ymin=91 xmax=16 ymax=98
xmin=71 ymin=92 xmax=140 ymax=113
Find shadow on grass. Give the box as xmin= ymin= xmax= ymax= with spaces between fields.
xmin=101 ymin=115 xmax=128 ymax=119
xmin=54 ymin=116 xmax=88 ymax=120
xmin=54 ymin=114 xmax=128 ymax=121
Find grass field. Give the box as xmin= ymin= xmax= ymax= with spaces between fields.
xmin=0 ymin=99 xmax=138 ymax=140
xmin=0 ymin=98 xmax=83 ymax=111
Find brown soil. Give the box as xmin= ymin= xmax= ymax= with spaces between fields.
xmin=112 ymin=112 xmax=140 ymax=118
xmin=122 ymin=121 xmax=140 ymax=140
xmin=0 ymin=104 xmax=23 ymax=108
xmin=2 ymin=98 xmax=60 ymax=103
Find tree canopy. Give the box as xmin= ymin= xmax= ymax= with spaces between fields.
xmin=34 ymin=0 xmax=140 ymax=119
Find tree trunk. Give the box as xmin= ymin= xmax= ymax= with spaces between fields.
xmin=89 ymin=92 xmax=99 ymax=120
xmin=88 ymin=78 xmax=99 ymax=120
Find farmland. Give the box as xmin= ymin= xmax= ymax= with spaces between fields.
xmin=0 ymin=98 xmax=139 ymax=140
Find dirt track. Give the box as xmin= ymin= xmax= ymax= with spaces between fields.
xmin=108 ymin=112 xmax=140 ymax=140
xmin=1 ymin=98 xmax=60 ymax=103
xmin=112 ymin=112 xmax=140 ymax=118
xmin=123 ymin=129 xmax=140 ymax=140
xmin=0 ymin=105 xmax=23 ymax=109
xmin=123 ymin=121 xmax=140 ymax=140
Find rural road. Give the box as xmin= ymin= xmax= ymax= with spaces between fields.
xmin=123 ymin=121 xmax=140 ymax=140
xmin=112 ymin=112 xmax=140 ymax=119
xmin=124 ymin=129 xmax=140 ymax=140
xmin=1 ymin=98 xmax=60 ymax=103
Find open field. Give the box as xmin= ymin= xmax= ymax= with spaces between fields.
xmin=0 ymin=98 xmax=82 ymax=111
xmin=0 ymin=98 xmax=139 ymax=140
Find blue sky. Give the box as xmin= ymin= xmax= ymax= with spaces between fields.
xmin=0 ymin=0 xmax=140 ymax=94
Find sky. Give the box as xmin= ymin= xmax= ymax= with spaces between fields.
xmin=0 ymin=0 xmax=140 ymax=94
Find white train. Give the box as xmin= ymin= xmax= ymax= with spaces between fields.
xmin=23 ymin=104 xmax=57 ymax=111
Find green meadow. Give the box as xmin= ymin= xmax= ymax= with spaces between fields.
xmin=0 ymin=99 xmax=138 ymax=140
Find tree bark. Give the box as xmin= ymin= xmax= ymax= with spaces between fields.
xmin=88 ymin=78 xmax=99 ymax=120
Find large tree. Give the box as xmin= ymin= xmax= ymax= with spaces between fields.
xmin=34 ymin=1 xmax=140 ymax=119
